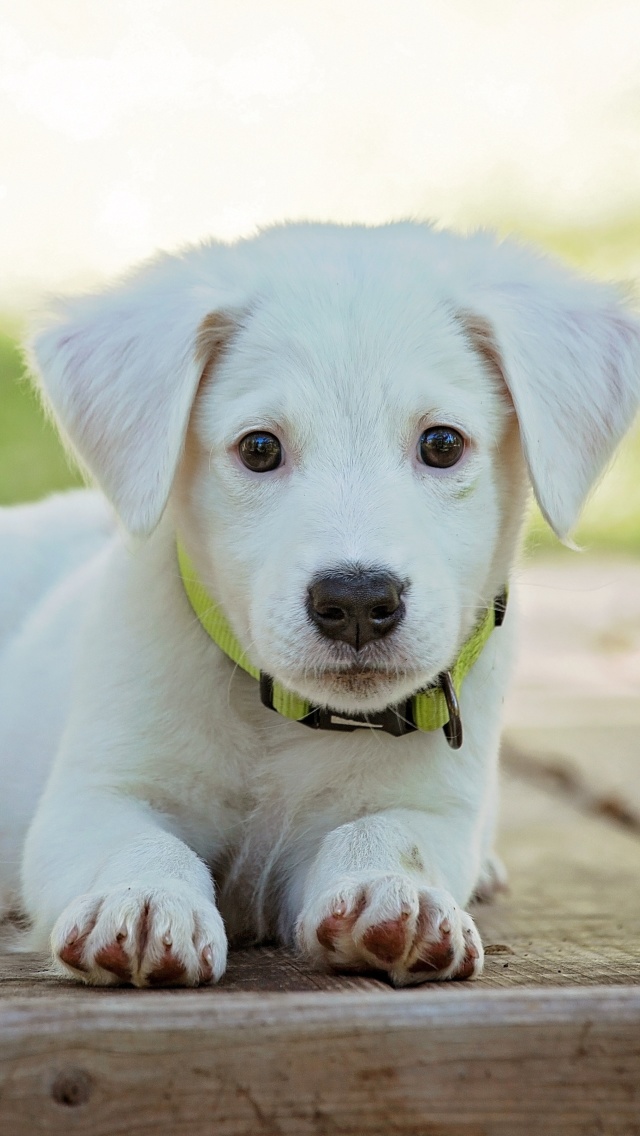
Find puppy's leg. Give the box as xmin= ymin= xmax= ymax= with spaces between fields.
xmin=22 ymin=789 xmax=227 ymax=986
xmin=293 ymin=808 xmax=483 ymax=985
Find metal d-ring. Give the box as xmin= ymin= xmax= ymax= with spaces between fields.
xmin=440 ymin=671 xmax=463 ymax=750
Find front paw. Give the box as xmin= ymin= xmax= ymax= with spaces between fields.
xmin=296 ymin=874 xmax=483 ymax=985
xmin=51 ymin=883 xmax=227 ymax=987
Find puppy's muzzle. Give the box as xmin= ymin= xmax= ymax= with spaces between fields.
xmin=307 ymin=568 xmax=405 ymax=650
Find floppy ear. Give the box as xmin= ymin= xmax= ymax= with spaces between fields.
xmin=460 ymin=274 xmax=640 ymax=540
xmin=29 ymin=256 xmax=242 ymax=536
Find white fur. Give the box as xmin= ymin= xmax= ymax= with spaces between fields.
xmin=1 ymin=222 xmax=638 ymax=986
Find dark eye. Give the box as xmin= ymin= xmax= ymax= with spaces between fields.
xmin=238 ymin=431 xmax=283 ymax=472
xmin=418 ymin=426 xmax=465 ymax=468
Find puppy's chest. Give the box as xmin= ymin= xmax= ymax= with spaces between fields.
xmin=154 ymin=721 xmax=453 ymax=865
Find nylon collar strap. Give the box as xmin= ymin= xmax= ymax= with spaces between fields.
xmin=177 ymin=540 xmax=506 ymax=749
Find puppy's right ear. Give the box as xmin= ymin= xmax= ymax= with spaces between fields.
xmin=29 ymin=255 xmax=244 ymax=536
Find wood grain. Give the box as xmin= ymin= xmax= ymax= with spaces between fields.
xmin=0 ymin=986 xmax=636 ymax=1136
xmin=0 ymin=986 xmax=639 ymax=1135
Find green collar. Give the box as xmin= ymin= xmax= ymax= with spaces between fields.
xmin=177 ymin=540 xmax=506 ymax=749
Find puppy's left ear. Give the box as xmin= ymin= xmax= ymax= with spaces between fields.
xmin=29 ymin=258 xmax=243 ymax=536
xmin=461 ymin=269 xmax=640 ymax=540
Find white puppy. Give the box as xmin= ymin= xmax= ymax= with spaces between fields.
xmin=1 ymin=223 xmax=638 ymax=987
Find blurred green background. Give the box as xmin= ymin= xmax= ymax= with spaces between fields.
xmin=0 ymin=323 xmax=83 ymax=507
xmin=2 ymin=219 xmax=639 ymax=554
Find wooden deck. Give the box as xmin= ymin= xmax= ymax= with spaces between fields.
xmin=1 ymin=560 xmax=639 ymax=1134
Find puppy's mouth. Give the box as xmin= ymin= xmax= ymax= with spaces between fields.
xmin=324 ymin=661 xmax=385 ymax=679
xmin=321 ymin=666 xmax=396 ymax=698
xmin=268 ymin=652 xmax=430 ymax=714
xmin=306 ymin=658 xmax=424 ymax=706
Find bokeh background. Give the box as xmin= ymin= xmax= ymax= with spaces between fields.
xmin=1 ymin=0 xmax=639 ymax=552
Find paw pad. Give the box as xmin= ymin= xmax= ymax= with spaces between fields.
xmin=362 ymin=915 xmax=410 ymax=965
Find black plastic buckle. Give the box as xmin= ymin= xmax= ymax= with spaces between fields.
xmin=299 ymin=701 xmax=417 ymax=737
xmin=259 ymin=672 xmax=417 ymax=737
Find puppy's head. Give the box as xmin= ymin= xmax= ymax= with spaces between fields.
xmin=30 ymin=224 xmax=640 ymax=714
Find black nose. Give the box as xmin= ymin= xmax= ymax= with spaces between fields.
xmin=307 ymin=568 xmax=405 ymax=650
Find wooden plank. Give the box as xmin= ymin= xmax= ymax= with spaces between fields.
xmin=1 ymin=986 xmax=639 ymax=1135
